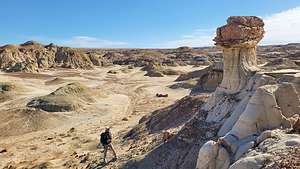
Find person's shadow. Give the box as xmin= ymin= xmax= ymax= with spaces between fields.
xmin=90 ymin=158 xmax=117 ymax=169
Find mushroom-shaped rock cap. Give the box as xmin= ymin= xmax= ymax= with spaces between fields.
xmin=214 ymin=16 xmax=265 ymax=48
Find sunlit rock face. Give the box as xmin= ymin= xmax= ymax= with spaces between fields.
xmin=214 ymin=16 xmax=264 ymax=48
xmin=197 ymin=16 xmax=299 ymax=169
xmin=204 ymin=16 xmax=265 ymax=123
xmin=214 ymin=16 xmax=264 ymax=94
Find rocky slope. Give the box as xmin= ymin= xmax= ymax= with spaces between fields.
xmin=1 ymin=40 xmax=300 ymax=73
xmin=174 ymin=62 xmax=223 ymax=94
xmin=0 ymin=41 xmax=212 ymax=73
xmin=0 ymin=41 xmax=108 ymax=72
xmin=121 ymin=16 xmax=300 ymax=169
xmin=1 ymin=17 xmax=300 ymax=169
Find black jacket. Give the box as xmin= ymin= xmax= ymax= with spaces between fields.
xmin=100 ymin=131 xmax=112 ymax=145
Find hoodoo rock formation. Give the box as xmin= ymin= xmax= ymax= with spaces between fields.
xmin=214 ymin=16 xmax=263 ymax=93
xmin=204 ymin=16 xmax=265 ymax=123
xmin=197 ymin=16 xmax=299 ymax=169
xmin=122 ymin=16 xmax=300 ymax=169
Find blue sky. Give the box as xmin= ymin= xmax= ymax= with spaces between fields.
xmin=1 ymin=0 xmax=300 ymax=48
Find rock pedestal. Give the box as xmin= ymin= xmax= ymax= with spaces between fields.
xmin=197 ymin=16 xmax=299 ymax=169
xmin=214 ymin=16 xmax=264 ymax=93
xmin=204 ymin=16 xmax=265 ymax=123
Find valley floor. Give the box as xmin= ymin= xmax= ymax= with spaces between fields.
xmin=0 ymin=65 xmax=203 ymax=169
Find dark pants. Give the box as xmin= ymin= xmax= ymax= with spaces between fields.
xmin=103 ymin=143 xmax=117 ymax=161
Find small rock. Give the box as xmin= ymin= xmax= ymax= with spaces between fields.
xmin=46 ymin=137 xmax=53 ymax=140
xmin=68 ymin=127 xmax=75 ymax=133
xmin=107 ymin=70 xmax=117 ymax=74
xmin=72 ymin=136 xmax=79 ymax=140
xmin=0 ymin=148 xmax=7 ymax=153
xmin=122 ymin=117 xmax=129 ymax=121
xmin=80 ymin=156 xmax=89 ymax=163
xmin=128 ymin=65 xmax=134 ymax=69
xmin=285 ymin=139 xmax=300 ymax=147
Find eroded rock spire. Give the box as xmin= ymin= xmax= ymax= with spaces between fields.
xmin=214 ymin=16 xmax=264 ymax=93
xmin=197 ymin=16 xmax=298 ymax=169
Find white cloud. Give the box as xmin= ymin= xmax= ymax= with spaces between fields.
xmin=162 ymin=28 xmax=215 ymax=48
xmin=262 ymin=6 xmax=300 ymax=45
xmin=62 ymin=36 xmax=128 ymax=48
xmin=162 ymin=6 xmax=300 ymax=48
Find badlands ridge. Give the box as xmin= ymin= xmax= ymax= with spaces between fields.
xmin=0 ymin=16 xmax=300 ymax=169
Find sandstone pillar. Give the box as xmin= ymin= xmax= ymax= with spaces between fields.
xmin=214 ymin=16 xmax=264 ymax=94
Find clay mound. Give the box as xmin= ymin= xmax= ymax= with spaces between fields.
xmin=27 ymin=82 xmax=95 ymax=112
xmin=0 ymin=108 xmax=64 ymax=137
xmin=55 ymin=47 xmax=94 ymax=69
xmin=44 ymin=77 xmax=67 ymax=85
xmin=194 ymin=68 xmax=223 ymax=92
xmin=175 ymin=63 xmax=223 ymax=93
xmin=0 ymin=82 xmax=22 ymax=102
xmin=0 ymin=82 xmax=16 ymax=92
xmin=169 ymin=79 xmax=198 ymax=89
xmin=176 ymin=66 xmax=211 ymax=81
xmin=142 ymin=62 xmax=183 ymax=77
xmin=264 ymin=58 xmax=299 ymax=70
xmin=162 ymin=68 xmax=183 ymax=75
xmin=176 ymin=46 xmax=194 ymax=53
xmin=86 ymin=51 xmax=109 ymax=66
xmin=142 ymin=62 xmax=165 ymax=77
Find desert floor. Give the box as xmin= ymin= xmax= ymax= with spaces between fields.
xmin=0 ymin=65 xmax=204 ymax=169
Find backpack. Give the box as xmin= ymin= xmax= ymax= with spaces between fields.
xmin=100 ymin=132 xmax=111 ymax=145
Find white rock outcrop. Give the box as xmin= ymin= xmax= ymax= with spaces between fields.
xmin=196 ymin=16 xmax=300 ymax=169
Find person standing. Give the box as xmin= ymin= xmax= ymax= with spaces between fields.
xmin=100 ymin=127 xmax=117 ymax=163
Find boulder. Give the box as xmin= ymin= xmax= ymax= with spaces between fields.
xmin=274 ymin=83 xmax=300 ymax=117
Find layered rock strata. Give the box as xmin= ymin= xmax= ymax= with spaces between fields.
xmin=196 ymin=16 xmax=299 ymax=169
xmin=0 ymin=41 xmax=107 ymax=72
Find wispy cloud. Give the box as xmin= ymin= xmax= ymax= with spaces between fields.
xmin=262 ymin=6 xmax=300 ymax=45
xmin=61 ymin=36 xmax=128 ymax=48
xmin=19 ymin=6 xmax=300 ymax=49
xmin=22 ymin=35 xmax=128 ymax=48
xmin=162 ymin=28 xmax=215 ymax=48
xmin=162 ymin=6 xmax=300 ymax=48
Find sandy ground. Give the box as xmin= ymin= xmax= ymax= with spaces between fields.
xmin=0 ymin=65 xmax=204 ymax=169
